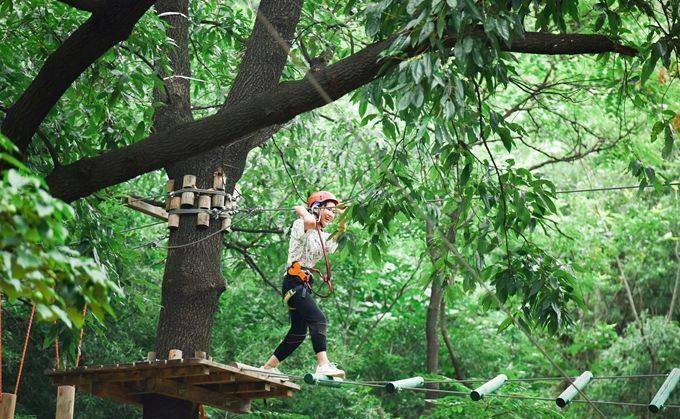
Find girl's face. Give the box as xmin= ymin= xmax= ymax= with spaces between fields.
xmin=319 ymin=202 xmax=336 ymax=227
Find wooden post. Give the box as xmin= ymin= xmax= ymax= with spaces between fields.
xmin=180 ymin=175 xmax=196 ymax=207
xmin=55 ymin=386 xmax=75 ymax=419
xmin=168 ymin=349 xmax=183 ymax=360
xmin=147 ymin=351 xmax=157 ymax=362
xmin=0 ymin=393 xmax=17 ymax=419
xmin=194 ymin=351 xmax=207 ymax=359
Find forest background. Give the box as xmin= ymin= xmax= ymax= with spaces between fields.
xmin=0 ymin=0 xmax=678 ymax=417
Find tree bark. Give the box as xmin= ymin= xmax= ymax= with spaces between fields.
xmin=425 ymin=279 xmax=444 ymax=398
xmin=668 ymin=241 xmax=680 ymax=321
xmin=45 ymin=30 xmax=637 ymax=202
xmin=1 ymin=0 xmax=156 ymax=155
xmin=142 ymin=1 xmax=302 ymax=417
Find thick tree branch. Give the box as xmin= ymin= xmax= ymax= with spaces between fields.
xmin=1 ymin=0 xmax=156 ymax=154
xmin=57 ymin=0 xmax=107 ymax=14
xmin=46 ymin=31 xmax=636 ymax=202
xmin=223 ymin=241 xmax=281 ymax=295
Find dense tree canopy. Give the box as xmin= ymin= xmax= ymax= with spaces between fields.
xmin=0 ymin=0 xmax=678 ymax=417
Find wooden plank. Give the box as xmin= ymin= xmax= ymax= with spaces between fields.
xmin=52 ymin=366 xmax=211 ymax=386
xmin=225 ymin=362 xmax=299 ymax=389
xmin=47 ymin=358 xmax=195 ymax=377
xmin=125 ymin=196 xmax=168 ymax=220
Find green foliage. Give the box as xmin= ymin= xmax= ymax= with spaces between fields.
xmin=0 ymin=135 xmax=120 ymax=327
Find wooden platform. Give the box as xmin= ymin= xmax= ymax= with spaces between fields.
xmin=46 ymin=358 xmax=300 ymax=413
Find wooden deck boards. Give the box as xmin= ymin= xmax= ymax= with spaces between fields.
xmin=46 ymin=358 xmax=299 ymax=413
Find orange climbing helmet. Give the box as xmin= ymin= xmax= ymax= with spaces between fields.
xmin=307 ymin=191 xmax=339 ymax=208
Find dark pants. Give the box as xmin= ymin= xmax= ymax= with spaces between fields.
xmin=273 ymin=275 xmax=327 ymax=361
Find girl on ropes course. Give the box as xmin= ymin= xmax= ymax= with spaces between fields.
xmin=261 ymin=191 xmax=346 ymax=378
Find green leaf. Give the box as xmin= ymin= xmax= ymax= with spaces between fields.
xmin=640 ymin=49 xmax=660 ymax=85
xmin=662 ymin=125 xmax=675 ymax=159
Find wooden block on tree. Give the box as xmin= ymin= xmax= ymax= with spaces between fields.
xmin=55 ymin=386 xmax=75 ymax=419
xmin=168 ymin=214 xmax=180 ymax=229
xmin=198 ymin=195 xmax=211 ymax=209
xmin=182 ymin=175 xmax=197 ymax=188
xmin=181 ymin=191 xmax=195 ymax=207
xmin=197 ymin=212 xmax=210 ymax=228
xmin=147 ymin=352 xmax=156 ymax=362
xmin=213 ymin=170 xmax=224 ymax=190
xmin=181 ymin=175 xmax=197 ymax=207
xmin=170 ymin=196 xmax=181 ymax=209
xmin=168 ymin=349 xmax=182 ymax=360
xmin=211 ymin=193 xmax=225 ymax=209
xmin=0 ymin=393 xmax=16 ymax=419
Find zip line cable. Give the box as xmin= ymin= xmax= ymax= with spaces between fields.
xmin=555 ymin=181 xmax=680 ymax=194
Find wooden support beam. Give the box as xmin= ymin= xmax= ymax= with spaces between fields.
xmin=89 ymin=382 xmax=141 ymax=405
xmin=143 ymin=378 xmax=249 ymax=411
xmin=184 ymin=372 xmax=236 ymax=385
xmin=124 ymin=196 xmax=169 ymax=220
xmin=218 ymin=382 xmax=270 ymax=395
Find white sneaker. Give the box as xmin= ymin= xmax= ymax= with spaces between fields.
xmin=258 ymin=365 xmax=283 ymax=375
xmin=316 ymin=362 xmax=345 ymax=378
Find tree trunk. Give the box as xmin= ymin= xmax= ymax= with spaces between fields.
xmin=425 ymin=279 xmax=444 ymax=398
xmin=142 ymin=1 xmax=302 ymax=417
xmin=440 ymin=298 xmax=466 ymax=382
